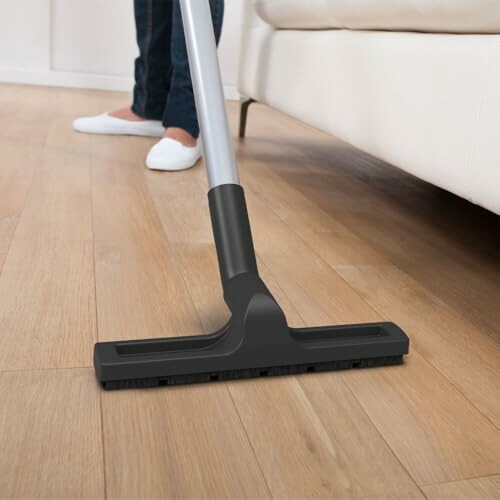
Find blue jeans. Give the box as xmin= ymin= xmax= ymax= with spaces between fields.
xmin=132 ymin=0 xmax=224 ymax=138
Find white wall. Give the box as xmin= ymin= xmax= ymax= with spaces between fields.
xmin=0 ymin=0 xmax=51 ymax=70
xmin=51 ymin=0 xmax=138 ymax=78
xmin=0 ymin=0 xmax=243 ymax=99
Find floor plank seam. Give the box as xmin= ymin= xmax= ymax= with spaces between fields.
xmin=0 ymin=146 xmax=39 ymax=281
xmin=225 ymin=384 xmax=274 ymax=498
xmin=89 ymin=154 xmax=108 ymax=499
xmin=98 ymin=390 xmax=109 ymax=500
xmin=89 ymin=154 xmax=101 ymax=345
xmin=341 ymin=376 xmax=429 ymax=497
xmin=420 ymin=471 xmax=500 ymax=488
xmin=0 ymin=365 xmax=94 ymax=375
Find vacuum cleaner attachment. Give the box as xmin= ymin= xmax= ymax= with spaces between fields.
xmin=93 ymin=0 xmax=409 ymax=390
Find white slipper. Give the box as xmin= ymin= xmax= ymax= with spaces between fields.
xmin=73 ymin=113 xmax=164 ymax=137
xmin=146 ymin=138 xmax=202 ymax=171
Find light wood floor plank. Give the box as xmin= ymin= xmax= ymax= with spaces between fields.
xmin=240 ymin=159 xmax=384 ymax=267
xmin=7 ymin=112 xmax=54 ymax=147
xmin=0 ymin=84 xmax=21 ymax=108
xmin=0 ymin=149 xmax=96 ymax=370
xmin=0 ymin=138 xmax=39 ymax=254
xmin=246 ymin=187 xmax=382 ymax=327
xmin=90 ymin=131 xmax=154 ymax=165
xmin=0 ymin=84 xmax=21 ymax=131
xmin=0 ymin=239 xmax=96 ymax=370
xmin=92 ymin=157 xmax=270 ymax=497
xmin=423 ymin=475 xmax=500 ymax=499
xmin=92 ymin=158 xmax=201 ymax=341
xmin=343 ymin=351 xmax=500 ymax=485
xmin=231 ymin=374 xmax=423 ymax=498
xmin=101 ymin=384 xmax=270 ymax=498
xmin=46 ymin=114 xmax=92 ymax=155
xmin=336 ymin=264 xmax=500 ymax=428
xmin=14 ymin=150 xmax=93 ymax=243
xmin=0 ymin=217 xmax=14 ymax=255
xmin=0 ymin=368 xmax=104 ymax=498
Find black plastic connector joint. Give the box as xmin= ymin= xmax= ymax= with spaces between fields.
xmin=208 ymin=184 xmax=258 ymax=287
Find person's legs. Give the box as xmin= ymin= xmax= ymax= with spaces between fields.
xmin=163 ymin=0 xmax=225 ymax=140
xmin=130 ymin=0 xmax=174 ymax=121
xmin=75 ymin=0 xmax=226 ymax=170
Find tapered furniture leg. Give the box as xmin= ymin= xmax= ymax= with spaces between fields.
xmin=239 ymin=97 xmax=256 ymax=138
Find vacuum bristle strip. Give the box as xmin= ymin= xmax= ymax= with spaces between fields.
xmin=101 ymin=355 xmax=403 ymax=390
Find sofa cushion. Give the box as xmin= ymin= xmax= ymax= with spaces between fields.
xmin=254 ymin=0 xmax=500 ymax=34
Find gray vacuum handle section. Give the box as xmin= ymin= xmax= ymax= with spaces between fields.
xmin=180 ymin=0 xmax=240 ymax=188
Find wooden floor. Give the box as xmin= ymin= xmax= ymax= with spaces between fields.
xmin=0 ymin=84 xmax=499 ymax=498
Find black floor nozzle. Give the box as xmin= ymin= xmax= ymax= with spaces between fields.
xmin=94 ymin=185 xmax=409 ymax=390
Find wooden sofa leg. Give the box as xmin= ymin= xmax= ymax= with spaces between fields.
xmin=239 ymin=98 xmax=256 ymax=139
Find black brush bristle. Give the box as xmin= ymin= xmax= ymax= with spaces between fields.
xmin=101 ymin=355 xmax=403 ymax=390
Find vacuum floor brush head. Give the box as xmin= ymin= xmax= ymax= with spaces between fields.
xmin=94 ymin=269 xmax=409 ymax=391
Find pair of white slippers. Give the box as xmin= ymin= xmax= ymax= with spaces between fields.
xmin=72 ymin=113 xmax=202 ymax=171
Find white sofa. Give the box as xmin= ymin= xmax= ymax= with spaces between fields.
xmin=237 ymin=0 xmax=500 ymax=215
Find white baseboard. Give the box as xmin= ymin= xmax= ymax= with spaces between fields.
xmin=222 ymin=84 xmax=241 ymax=101
xmin=0 ymin=67 xmax=240 ymax=100
xmin=0 ymin=68 xmax=133 ymax=91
